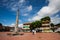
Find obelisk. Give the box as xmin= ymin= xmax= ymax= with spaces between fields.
xmin=14 ymin=9 xmax=19 ymax=33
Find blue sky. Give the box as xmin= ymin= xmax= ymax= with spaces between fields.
xmin=0 ymin=0 xmax=60 ymax=26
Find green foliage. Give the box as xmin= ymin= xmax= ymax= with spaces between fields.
xmin=30 ymin=16 xmax=51 ymax=31
xmin=56 ymin=23 xmax=60 ymax=27
xmin=50 ymin=23 xmax=55 ymax=32
xmin=41 ymin=16 xmax=50 ymax=21
xmin=30 ymin=21 xmax=42 ymax=30
xmin=50 ymin=23 xmax=54 ymax=27
xmin=0 ymin=23 xmax=2 ymax=26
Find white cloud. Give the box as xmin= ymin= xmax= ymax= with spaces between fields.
xmin=21 ymin=5 xmax=32 ymax=16
xmin=18 ymin=24 xmax=23 ymax=28
xmin=37 ymin=6 xmax=59 ymax=17
xmin=32 ymin=16 xmax=41 ymax=21
xmin=10 ymin=1 xmax=33 ymax=19
xmin=23 ymin=13 xmax=28 ymax=16
xmin=10 ymin=0 xmax=32 ymax=17
xmin=1 ymin=0 xmax=32 ymax=17
xmin=10 ymin=23 xmax=23 ymax=28
xmin=26 ymin=5 xmax=32 ymax=11
xmin=11 ymin=7 xmax=17 ymax=11
xmin=28 ymin=16 xmax=42 ymax=22
xmin=49 ymin=0 xmax=60 ymax=10
xmin=19 ymin=0 xmax=25 ymax=3
xmin=4 ymin=25 xmax=8 ymax=26
xmin=23 ymin=5 xmax=32 ymax=12
xmin=28 ymin=0 xmax=60 ymax=24
xmin=10 ymin=23 xmax=15 ymax=27
xmin=51 ymin=15 xmax=60 ymax=24
xmin=37 ymin=0 xmax=60 ymax=17
xmin=11 ymin=0 xmax=25 ymax=11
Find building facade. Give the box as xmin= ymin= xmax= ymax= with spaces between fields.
xmin=40 ymin=20 xmax=53 ymax=32
xmin=23 ymin=22 xmax=31 ymax=32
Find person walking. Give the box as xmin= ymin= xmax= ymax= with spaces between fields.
xmin=32 ymin=30 xmax=35 ymax=35
xmin=32 ymin=30 xmax=36 ymax=35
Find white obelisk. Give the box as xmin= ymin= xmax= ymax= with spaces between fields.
xmin=14 ymin=9 xmax=19 ymax=33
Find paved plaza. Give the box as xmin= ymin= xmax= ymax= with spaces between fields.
xmin=0 ymin=32 xmax=60 ymax=40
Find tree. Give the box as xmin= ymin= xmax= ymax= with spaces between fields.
xmin=50 ymin=23 xmax=55 ymax=32
xmin=50 ymin=23 xmax=54 ymax=27
xmin=41 ymin=16 xmax=50 ymax=22
xmin=35 ymin=21 xmax=42 ymax=28
xmin=30 ymin=16 xmax=51 ymax=32
xmin=0 ymin=23 xmax=2 ymax=26
xmin=0 ymin=23 xmax=3 ymax=31
xmin=56 ymin=23 xmax=60 ymax=27
xmin=30 ymin=21 xmax=42 ymax=31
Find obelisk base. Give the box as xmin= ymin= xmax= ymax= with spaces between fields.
xmin=7 ymin=32 xmax=24 ymax=36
